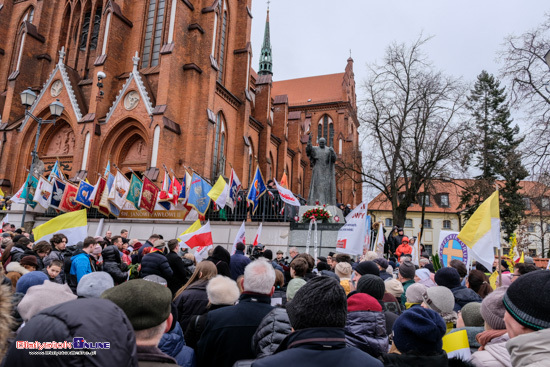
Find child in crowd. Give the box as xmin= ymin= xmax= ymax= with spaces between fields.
xmin=43 ymin=259 xmax=64 ymax=284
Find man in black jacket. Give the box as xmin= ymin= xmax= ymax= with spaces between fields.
xmin=102 ymin=235 xmax=128 ymax=284
xmin=166 ymin=239 xmax=192 ymax=295
xmin=197 ymin=259 xmax=275 ymax=367
xmin=251 ymin=276 xmax=383 ymax=367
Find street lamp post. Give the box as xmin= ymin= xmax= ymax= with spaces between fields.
xmin=20 ymin=88 xmax=64 ymax=228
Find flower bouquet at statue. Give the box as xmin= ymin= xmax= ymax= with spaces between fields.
xmin=302 ymin=206 xmax=331 ymax=223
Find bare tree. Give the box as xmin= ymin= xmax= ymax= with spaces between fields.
xmin=499 ymin=15 xmax=550 ymax=171
xmin=344 ymin=36 xmax=469 ymax=226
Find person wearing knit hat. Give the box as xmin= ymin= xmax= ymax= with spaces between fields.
xmin=435 ymin=267 xmax=482 ymax=311
xmin=459 ymin=302 xmax=484 ymax=327
xmin=20 ymin=255 xmax=38 ymax=271
xmin=15 ymin=271 xmax=48 ymax=295
xmin=102 ymin=279 xmax=178 ymax=366
xmin=398 ymin=260 xmax=416 ymax=307
xmin=254 ymin=276 xmax=383 ymax=367
xmin=385 ymin=278 xmax=404 ymax=300
xmin=405 ymin=283 xmax=426 ymax=309
xmin=470 ymin=286 xmax=511 ymax=367
xmin=345 ymin=292 xmax=388 ymax=358
xmin=357 ymin=274 xmax=399 ymax=336
xmin=373 ymin=257 xmax=392 ymax=280
xmin=354 ymin=260 xmax=380 ymax=278
xmin=17 ymin=281 xmax=77 ymax=321
xmin=383 ymin=307 xmax=448 ymax=365
xmin=503 ymin=270 xmax=550 ymax=366
xmin=335 ymin=261 xmax=352 ymax=294
xmin=421 ymin=285 xmax=457 ymax=332
xmin=415 ymin=268 xmax=436 ymax=288
xmin=77 ymin=271 xmax=114 ymax=298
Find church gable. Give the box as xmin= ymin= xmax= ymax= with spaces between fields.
xmin=105 ymin=52 xmax=154 ymax=123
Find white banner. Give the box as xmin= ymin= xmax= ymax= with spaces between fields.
xmin=231 ymin=221 xmax=246 ymax=254
xmin=273 ymin=179 xmax=300 ymax=206
xmin=336 ymin=201 xmax=368 ymax=255
xmin=375 ymin=222 xmax=385 ymax=256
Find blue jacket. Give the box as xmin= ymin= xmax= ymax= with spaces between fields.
xmin=251 ymin=328 xmax=383 ymax=367
xmin=158 ymin=321 xmax=195 ymax=367
xmin=230 ymin=251 xmax=251 ymax=280
xmin=70 ymin=252 xmax=94 ymax=283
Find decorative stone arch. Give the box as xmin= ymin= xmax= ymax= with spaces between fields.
xmin=99 ymin=118 xmax=151 ymax=176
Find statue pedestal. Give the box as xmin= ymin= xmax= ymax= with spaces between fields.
xmin=297 ymin=205 xmax=344 ymax=224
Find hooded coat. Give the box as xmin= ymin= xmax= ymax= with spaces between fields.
xmin=252 ymin=307 xmax=292 ymax=358
xmin=3 ymin=298 xmax=138 ymax=366
xmin=344 ymin=300 xmax=388 ymax=357
xmin=158 ymin=321 xmax=195 ymax=367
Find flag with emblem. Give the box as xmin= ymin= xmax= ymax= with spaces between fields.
xmin=169 ymin=175 xmax=182 ymax=205
xmin=33 ymin=176 xmax=53 ymax=209
xmin=273 ymin=178 xmax=300 ymax=206
xmin=140 ymin=176 xmax=159 ymax=213
xmin=126 ymin=173 xmax=143 ymax=210
xmin=50 ymin=178 xmax=66 ymax=209
xmin=47 ymin=160 xmax=63 ymax=182
xmin=188 ymin=173 xmax=212 ymax=216
xmin=91 ymin=177 xmax=109 ymax=216
xmin=75 ymin=179 xmax=95 ymax=208
xmin=99 ymin=173 xmax=115 ymax=209
xmin=59 ymin=182 xmax=81 ymax=212
xmin=108 ymin=171 xmax=130 ymax=210
xmin=21 ymin=174 xmax=39 ymax=209
xmin=178 ymin=172 xmax=191 ymax=203
xmin=247 ymin=166 xmax=266 ymax=214
xmin=227 ymin=168 xmax=241 ymax=210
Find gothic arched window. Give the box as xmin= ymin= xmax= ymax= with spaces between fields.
xmin=212 ymin=112 xmax=226 ymax=179
xmin=142 ymin=0 xmax=165 ymax=68
xmin=217 ymin=0 xmax=228 ymax=83
xmin=10 ymin=7 xmax=35 ymax=74
xmin=318 ymin=115 xmax=334 ymax=147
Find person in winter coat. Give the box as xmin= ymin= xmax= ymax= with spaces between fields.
xmin=17 ymin=281 xmax=77 ymax=322
xmin=271 ymin=270 xmax=287 ymax=306
xmin=43 ymin=259 xmax=64 ymax=284
xmin=449 ymin=302 xmax=485 ymax=353
xmin=206 ymin=245 xmax=231 ymax=277
xmin=373 ymin=257 xmax=392 ymax=280
xmin=470 ymin=286 xmax=511 ymax=367
xmin=134 ymin=234 xmax=161 ymax=264
xmin=385 ymin=227 xmax=400 ymax=256
xmin=503 ymin=270 xmax=550 ymax=367
xmin=101 ymin=236 xmax=129 ymax=284
xmin=68 ymin=237 xmax=98 ymax=292
xmin=435 ymin=267 xmax=482 ymax=311
xmin=7 ymin=237 xmax=33 ymax=264
xmin=250 ymin=276 xmax=383 ymax=367
xmin=252 ymin=307 xmax=292 ymax=358
xmin=196 ymin=260 xmax=276 ymax=367
xmin=356 ymin=275 xmax=399 ymax=336
xmin=43 ymin=233 xmax=70 ymax=280
xmin=140 ymin=240 xmax=173 ymax=280
xmin=394 ymin=236 xmax=412 ymax=262
xmin=398 ymin=260 xmax=416 ymax=307
xmin=166 ymin=239 xmax=193 ymax=296
xmin=173 ymin=261 xmax=217 ymax=331
xmin=421 ymin=286 xmax=458 ymax=332
xmin=184 ymin=274 xmax=240 ymax=349
xmin=382 ymin=307 xmax=472 ymax=367
xmin=230 ymin=242 xmax=251 ymax=280
xmin=159 ymin=305 xmax=196 ymax=367
xmin=4 ymin=298 xmax=139 ymax=366
xmin=345 ymin=292 xmax=388 ymax=358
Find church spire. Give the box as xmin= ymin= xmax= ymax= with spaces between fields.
xmin=258 ymin=4 xmax=273 ymax=76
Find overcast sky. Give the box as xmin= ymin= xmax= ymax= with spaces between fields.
xmin=251 ymin=1 xmax=549 ymax=95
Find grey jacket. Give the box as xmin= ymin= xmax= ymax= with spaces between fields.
xmin=470 ymin=333 xmax=511 ymax=367
xmin=506 ymin=328 xmax=550 ymax=367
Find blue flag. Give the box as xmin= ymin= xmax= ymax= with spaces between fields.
xmin=187 ymin=173 xmax=212 ymax=215
xmin=247 ymin=166 xmax=266 ymax=214
xmin=47 ymin=160 xmax=62 ymax=182
xmin=50 ymin=178 xmax=66 ymax=209
xmin=75 ymin=180 xmax=95 ymax=208
xmin=21 ymin=174 xmax=39 ymax=208
xmin=104 ymin=160 xmax=111 ymax=178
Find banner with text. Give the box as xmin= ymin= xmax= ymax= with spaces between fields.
xmin=335 ymin=201 xmax=369 ymax=255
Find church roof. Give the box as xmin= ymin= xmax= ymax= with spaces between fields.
xmin=272 ymin=73 xmax=345 ymax=106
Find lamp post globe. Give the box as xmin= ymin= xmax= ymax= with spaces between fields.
xmin=20 ymin=88 xmax=37 ymax=108
xmin=49 ymin=99 xmax=64 ymax=118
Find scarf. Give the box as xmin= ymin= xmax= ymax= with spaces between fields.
xmin=476 ymin=329 xmax=507 ymax=350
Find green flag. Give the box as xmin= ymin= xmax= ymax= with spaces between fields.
xmin=21 ymin=174 xmax=39 ymax=208
xmin=126 ymin=173 xmax=143 ymax=210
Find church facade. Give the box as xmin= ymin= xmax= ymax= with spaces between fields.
xmin=0 ymin=0 xmax=362 ymax=211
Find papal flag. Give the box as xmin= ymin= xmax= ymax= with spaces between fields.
xmin=227 ymin=169 xmax=241 ymax=210
xmin=247 ymin=166 xmax=266 ymax=214
xmin=188 ymin=173 xmax=212 ymax=216
xmin=126 ymin=173 xmax=143 ymax=210
xmin=108 ymin=171 xmax=130 ymax=210
xmin=208 ymin=175 xmax=229 ymax=208
xmin=458 ymin=190 xmax=501 ymax=272
xmin=59 ymin=182 xmax=81 ymax=212
xmin=21 ymin=174 xmax=39 ymax=208
xmin=140 ymin=176 xmax=159 ymax=213
xmin=75 ymin=180 xmax=95 ymax=208
xmin=442 ymin=329 xmax=471 ymax=360
xmin=34 ymin=209 xmax=87 ymax=245
xmin=50 ymin=178 xmax=66 ymax=209
xmin=33 ymin=176 xmax=53 ymax=209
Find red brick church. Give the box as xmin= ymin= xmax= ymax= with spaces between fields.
xmin=0 ymin=0 xmax=362 ymax=208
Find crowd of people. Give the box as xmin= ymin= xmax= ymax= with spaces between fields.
xmin=0 ymin=220 xmax=548 ymax=366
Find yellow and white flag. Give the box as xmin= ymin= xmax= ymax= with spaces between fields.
xmin=33 ymin=209 xmax=88 ymax=245
xmin=458 ymin=191 xmax=500 ymax=272
xmin=443 ymin=329 xmax=471 ymax=361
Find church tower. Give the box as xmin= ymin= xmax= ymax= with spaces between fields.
xmin=258 ymin=7 xmax=273 ymax=76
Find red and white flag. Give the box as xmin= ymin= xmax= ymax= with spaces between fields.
xmin=179 ymin=220 xmax=213 ymax=249
xmin=273 ymin=179 xmax=300 ymax=206
xmin=253 ymin=223 xmax=263 ymax=247
xmin=231 ymin=221 xmax=246 ymax=254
